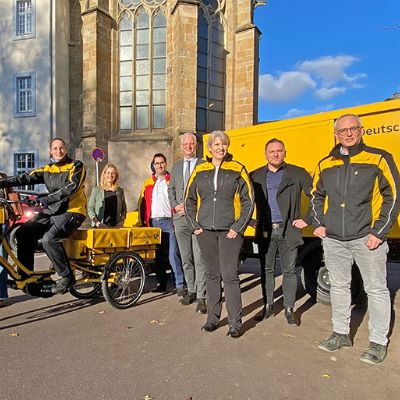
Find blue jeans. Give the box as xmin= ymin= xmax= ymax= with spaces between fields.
xmin=0 ymin=223 xmax=9 ymax=300
xmin=150 ymin=218 xmax=184 ymax=289
xmin=322 ymin=236 xmax=390 ymax=345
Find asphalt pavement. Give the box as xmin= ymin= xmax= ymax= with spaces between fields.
xmin=1 ymin=255 xmax=399 ymax=400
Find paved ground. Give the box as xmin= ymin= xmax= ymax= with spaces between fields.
xmin=1 ymin=255 xmax=399 ymax=400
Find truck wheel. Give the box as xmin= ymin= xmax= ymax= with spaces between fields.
xmin=316 ymin=266 xmax=331 ymax=305
xmin=298 ymin=240 xmax=323 ymax=301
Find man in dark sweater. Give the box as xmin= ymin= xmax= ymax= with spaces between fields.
xmin=250 ymin=139 xmax=312 ymax=326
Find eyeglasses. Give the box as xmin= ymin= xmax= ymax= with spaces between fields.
xmin=335 ymin=126 xmax=362 ymax=136
xmin=153 ymin=162 xmax=166 ymax=166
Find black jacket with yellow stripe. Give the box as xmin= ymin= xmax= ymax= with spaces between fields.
xmin=0 ymin=156 xmax=87 ymax=216
xmin=185 ymin=154 xmax=254 ymax=233
xmin=310 ymin=140 xmax=400 ymax=241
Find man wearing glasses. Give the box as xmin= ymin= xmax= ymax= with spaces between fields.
xmin=139 ymin=153 xmax=185 ymax=296
xmin=310 ymin=113 xmax=400 ymax=364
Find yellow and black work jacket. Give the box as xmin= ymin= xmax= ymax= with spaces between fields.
xmin=310 ymin=140 xmax=400 ymax=241
xmin=185 ymin=153 xmax=254 ymax=233
xmin=0 ymin=156 xmax=87 ymax=217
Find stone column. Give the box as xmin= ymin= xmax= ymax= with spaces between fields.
xmin=228 ymin=0 xmax=260 ymax=129
xmin=170 ymin=0 xmax=199 ymax=160
xmin=78 ymin=0 xmax=114 ymax=188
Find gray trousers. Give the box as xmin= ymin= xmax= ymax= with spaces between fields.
xmin=197 ymin=230 xmax=243 ymax=329
xmin=259 ymin=227 xmax=298 ymax=308
xmin=173 ymin=216 xmax=206 ymax=298
xmin=322 ymin=236 xmax=390 ymax=345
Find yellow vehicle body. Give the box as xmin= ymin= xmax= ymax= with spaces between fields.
xmin=205 ymin=99 xmax=400 ymax=238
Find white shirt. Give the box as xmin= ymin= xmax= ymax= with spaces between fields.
xmin=151 ymin=178 xmax=172 ymax=218
xmin=213 ymin=166 xmax=219 ymax=191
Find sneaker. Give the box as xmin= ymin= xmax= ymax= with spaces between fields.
xmin=180 ymin=292 xmax=196 ymax=305
xmin=195 ymin=298 xmax=207 ymax=314
xmin=360 ymin=342 xmax=387 ymax=365
xmin=318 ymin=332 xmax=352 ymax=352
xmin=51 ymin=275 xmax=76 ymax=295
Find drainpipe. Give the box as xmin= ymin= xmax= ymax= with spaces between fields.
xmin=49 ymin=0 xmax=54 ymax=141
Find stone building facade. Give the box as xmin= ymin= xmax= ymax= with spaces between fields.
xmin=71 ymin=0 xmax=261 ymax=209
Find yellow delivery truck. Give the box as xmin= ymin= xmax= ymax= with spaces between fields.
xmin=214 ymin=98 xmax=400 ymax=304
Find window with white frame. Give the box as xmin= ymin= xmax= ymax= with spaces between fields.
xmin=14 ymin=152 xmax=35 ymax=191
xmin=14 ymin=0 xmax=35 ymax=39
xmin=14 ymin=72 xmax=36 ymax=117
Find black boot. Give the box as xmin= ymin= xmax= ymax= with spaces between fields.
xmin=255 ymin=304 xmax=274 ymax=321
xmin=285 ymin=307 xmax=298 ymax=326
xmin=51 ymin=275 xmax=76 ymax=295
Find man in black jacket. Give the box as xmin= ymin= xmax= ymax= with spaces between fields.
xmin=0 ymin=138 xmax=87 ymax=294
xmin=311 ymin=114 xmax=400 ymax=364
xmin=251 ymin=138 xmax=312 ymax=325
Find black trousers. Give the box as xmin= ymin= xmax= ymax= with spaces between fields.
xmin=16 ymin=212 xmax=85 ymax=277
xmin=259 ymin=227 xmax=298 ymax=308
xmin=197 ymin=230 xmax=243 ymax=329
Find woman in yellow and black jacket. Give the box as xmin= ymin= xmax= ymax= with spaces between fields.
xmin=0 ymin=138 xmax=86 ymax=294
xmin=185 ymin=131 xmax=254 ymax=338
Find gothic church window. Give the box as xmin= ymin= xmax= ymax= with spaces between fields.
xmin=118 ymin=1 xmax=167 ymax=132
xmin=196 ymin=2 xmax=226 ymax=133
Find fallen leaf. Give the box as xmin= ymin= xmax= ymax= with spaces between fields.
xmin=150 ymin=320 xmax=159 ymax=324
xmin=10 ymin=333 xmax=19 ymax=337
xmin=143 ymin=395 xmax=153 ymax=400
xmin=98 ymin=310 xmax=105 ymax=314
xmin=330 ymin=356 xmax=337 ymax=362
xmin=283 ymin=333 xmax=296 ymax=338
xmin=322 ymin=373 xmax=330 ymax=379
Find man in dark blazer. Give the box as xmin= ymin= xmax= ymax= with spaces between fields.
xmin=250 ymin=138 xmax=312 ymax=325
xmin=168 ymin=133 xmax=207 ymax=313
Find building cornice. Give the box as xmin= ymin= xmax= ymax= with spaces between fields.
xmin=236 ymin=23 xmax=262 ymax=36
xmin=171 ymin=0 xmax=200 ymax=15
xmin=81 ymin=6 xmax=113 ymax=20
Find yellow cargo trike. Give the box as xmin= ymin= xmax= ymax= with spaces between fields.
xmin=0 ymin=198 xmax=161 ymax=309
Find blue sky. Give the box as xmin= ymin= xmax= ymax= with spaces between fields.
xmin=254 ymin=0 xmax=400 ymax=122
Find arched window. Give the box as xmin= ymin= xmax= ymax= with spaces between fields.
xmin=118 ymin=2 xmax=167 ymax=132
xmin=196 ymin=6 xmax=226 ymax=133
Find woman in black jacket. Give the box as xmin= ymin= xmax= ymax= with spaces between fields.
xmin=185 ymin=131 xmax=254 ymax=338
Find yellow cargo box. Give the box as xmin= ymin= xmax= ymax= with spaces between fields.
xmin=64 ymin=226 xmax=161 ymax=261
xmin=129 ymin=227 xmax=161 ymax=246
xmin=87 ymin=228 xmax=130 ymax=249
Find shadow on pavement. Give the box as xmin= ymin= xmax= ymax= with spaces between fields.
xmin=0 ymin=297 xmax=103 ymax=331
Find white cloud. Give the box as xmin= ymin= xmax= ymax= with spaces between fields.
xmin=259 ymin=54 xmax=366 ymax=104
xmin=282 ymin=104 xmax=335 ymax=119
xmin=259 ymin=71 xmax=316 ymax=103
xmin=298 ymin=55 xmax=365 ymax=87
xmin=315 ymin=86 xmax=346 ymax=99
